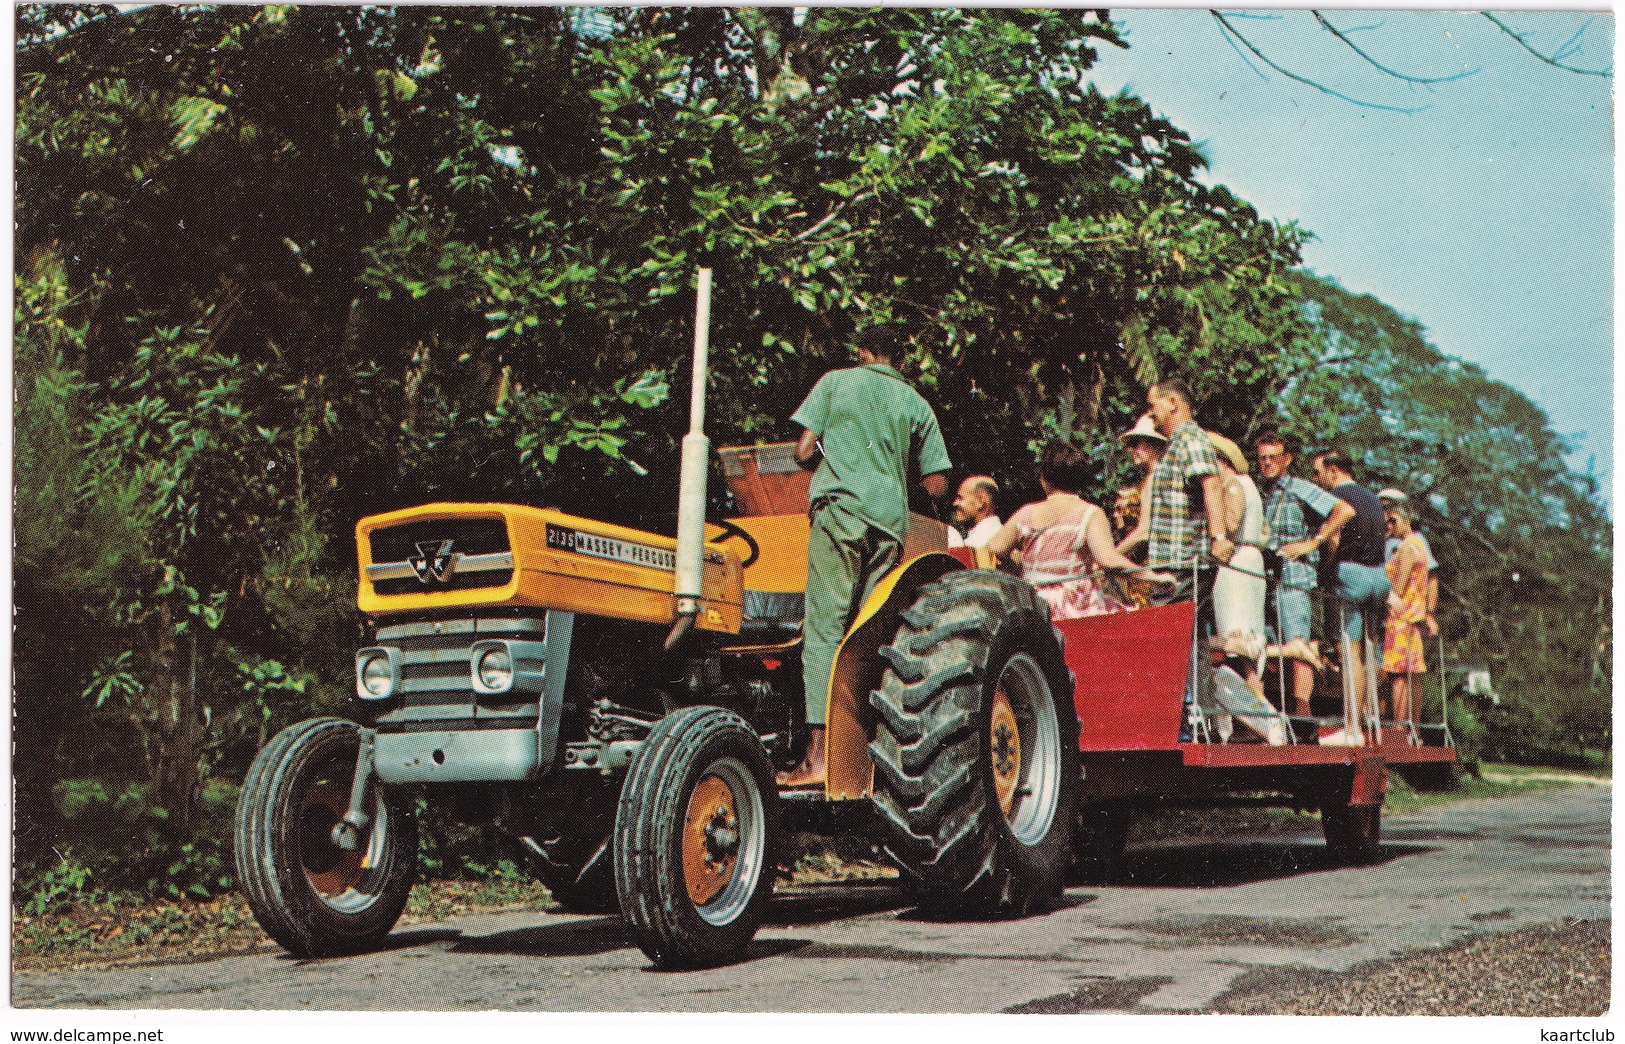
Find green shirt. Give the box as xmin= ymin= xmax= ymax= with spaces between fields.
xmin=791 ymin=364 xmax=951 ymax=540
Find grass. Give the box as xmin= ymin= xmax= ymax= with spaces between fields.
xmin=11 ymin=876 xmax=560 ymax=974
xmin=11 ymin=762 xmax=1605 ymax=973
xmin=13 ymin=895 xmax=269 ymax=972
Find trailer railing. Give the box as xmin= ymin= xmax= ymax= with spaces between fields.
xmin=1020 ymin=551 xmax=1453 ymax=749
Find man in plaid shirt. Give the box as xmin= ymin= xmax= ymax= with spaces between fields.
xmin=1253 ymin=430 xmax=1355 ymax=717
xmin=1142 ymin=379 xmax=1230 ymax=739
xmin=1144 ymin=378 xmax=1230 ymax=600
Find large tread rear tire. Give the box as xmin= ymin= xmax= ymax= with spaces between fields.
xmin=614 ymin=706 xmax=780 ymax=968
xmin=234 ymin=718 xmax=417 ymax=957
xmin=869 ymin=570 xmax=1078 ymax=916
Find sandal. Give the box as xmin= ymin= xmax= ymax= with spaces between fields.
xmin=1272 ymin=637 xmax=1324 ymax=672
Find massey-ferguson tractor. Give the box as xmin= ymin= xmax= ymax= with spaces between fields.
xmin=234 ymin=271 xmax=1453 ymax=968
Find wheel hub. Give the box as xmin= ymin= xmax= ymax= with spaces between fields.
xmin=990 ymin=688 xmax=1022 ymax=817
xmin=300 ymin=778 xmax=366 ymax=898
xmin=683 ymin=773 xmax=740 ymax=906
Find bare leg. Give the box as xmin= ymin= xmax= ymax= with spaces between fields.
xmin=1391 ymin=674 xmax=1411 ymax=724
xmin=776 ymin=725 xmax=826 ymax=789
xmin=1292 ymin=660 xmax=1315 ymax=718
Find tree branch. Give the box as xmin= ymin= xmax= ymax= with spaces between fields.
xmin=1209 ymin=11 xmax=1428 ymax=114
xmin=792 ymin=191 xmax=873 ymax=242
xmin=1313 ymin=12 xmax=1478 ymax=85
xmin=1482 ymin=13 xmax=1612 ymax=77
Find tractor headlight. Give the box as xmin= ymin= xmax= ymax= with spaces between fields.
xmin=356 ymin=647 xmax=400 ymax=700
xmin=470 ymin=639 xmax=546 ymax=697
xmin=475 ymin=645 xmax=514 ymax=693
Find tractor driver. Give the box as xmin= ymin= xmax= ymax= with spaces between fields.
xmin=781 ymin=326 xmax=951 ymax=789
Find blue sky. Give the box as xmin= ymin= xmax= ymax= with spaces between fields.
xmin=1083 ymin=9 xmax=1614 ymax=506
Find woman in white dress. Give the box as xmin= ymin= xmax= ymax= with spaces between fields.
xmin=1208 ymin=433 xmax=1269 ymax=703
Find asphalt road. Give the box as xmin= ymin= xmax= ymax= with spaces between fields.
xmin=13 ymin=782 xmax=1609 ymax=1014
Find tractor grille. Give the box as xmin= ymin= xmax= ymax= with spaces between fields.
xmin=370 ymin=616 xmax=546 ymax=730
xmin=366 ymin=518 xmax=514 ymax=596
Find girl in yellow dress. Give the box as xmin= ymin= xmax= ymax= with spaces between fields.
xmin=1383 ymin=503 xmax=1431 ymax=732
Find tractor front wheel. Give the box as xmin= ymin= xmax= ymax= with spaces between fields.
xmin=869 ymin=570 xmax=1078 ymax=915
xmin=613 ymin=706 xmax=780 ymax=968
xmin=234 ymin=718 xmax=417 ymax=957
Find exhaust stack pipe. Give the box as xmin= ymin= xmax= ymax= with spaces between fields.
xmin=668 ymin=267 xmax=712 ymax=647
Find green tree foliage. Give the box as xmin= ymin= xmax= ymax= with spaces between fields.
xmin=15 ymin=3 xmax=619 ymax=888
xmin=15 ymin=5 xmax=1308 ymax=868
xmin=14 ymin=5 xmax=1596 ymax=903
xmin=1272 ymin=272 xmax=1610 ymax=759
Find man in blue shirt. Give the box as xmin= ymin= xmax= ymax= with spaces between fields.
xmin=1253 ymin=431 xmax=1354 ymax=718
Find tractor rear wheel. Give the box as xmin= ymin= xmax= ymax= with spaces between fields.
xmin=869 ymin=570 xmax=1078 ymax=915
xmin=613 ymin=706 xmax=780 ymax=968
xmin=234 ymin=718 xmax=417 ymax=957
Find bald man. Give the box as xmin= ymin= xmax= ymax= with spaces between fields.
xmin=947 ymin=475 xmax=1001 ymax=548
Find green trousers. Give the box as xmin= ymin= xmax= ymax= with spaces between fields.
xmin=802 ymin=499 xmax=902 ymax=725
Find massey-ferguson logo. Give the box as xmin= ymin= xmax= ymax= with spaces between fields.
xmin=408 ymin=540 xmax=458 ymax=583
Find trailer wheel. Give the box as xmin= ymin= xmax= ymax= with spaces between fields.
xmin=234 ymin=718 xmax=417 ymax=957
xmin=869 ymin=571 xmax=1078 ymax=915
xmin=614 ymin=706 xmax=779 ymax=968
xmin=1322 ymin=803 xmax=1382 ymax=865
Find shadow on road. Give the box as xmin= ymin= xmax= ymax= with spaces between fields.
xmin=896 ymin=891 xmax=1098 ymax=924
xmin=394 ymin=841 xmax=1433 ymax=965
xmin=764 ymin=882 xmax=911 ymax=927
xmin=433 ymin=883 xmax=911 ymax=964
xmin=279 ymin=926 xmax=462 ymax=963
xmin=449 ymin=914 xmax=631 ymax=959
xmin=634 ymin=937 xmax=816 ymax=973
xmin=1095 ymin=841 xmax=1431 ymax=888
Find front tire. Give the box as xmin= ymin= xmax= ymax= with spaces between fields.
xmin=234 ymin=718 xmax=417 ymax=956
xmin=869 ymin=571 xmax=1078 ymax=915
xmin=613 ymin=706 xmax=780 ymax=968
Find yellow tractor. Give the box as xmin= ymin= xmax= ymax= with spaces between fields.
xmin=233 ymin=273 xmax=1078 ymax=967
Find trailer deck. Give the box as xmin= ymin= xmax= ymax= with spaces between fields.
xmin=1059 ymin=600 xmax=1455 ymax=810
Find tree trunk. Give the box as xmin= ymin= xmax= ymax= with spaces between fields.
xmin=143 ymin=599 xmax=197 ymax=835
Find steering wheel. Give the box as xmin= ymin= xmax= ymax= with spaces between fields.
xmin=708 ymin=518 xmax=761 ymax=569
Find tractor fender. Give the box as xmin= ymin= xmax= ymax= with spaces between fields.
xmin=822 ymin=551 xmax=971 ymax=800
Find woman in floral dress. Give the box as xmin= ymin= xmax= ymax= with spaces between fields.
xmin=1383 ymin=502 xmax=1431 ymax=732
xmin=984 ymin=441 xmax=1170 ymax=621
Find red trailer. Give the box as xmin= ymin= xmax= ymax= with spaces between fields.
xmin=1055 ymin=599 xmax=1455 ymax=869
